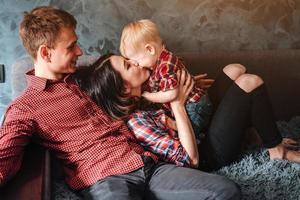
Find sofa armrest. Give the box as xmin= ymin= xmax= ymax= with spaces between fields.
xmin=0 ymin=144 xmax=51 ymax=200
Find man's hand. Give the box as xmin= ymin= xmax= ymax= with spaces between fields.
xmin=194 ymin=73 xmax=214 ymax=90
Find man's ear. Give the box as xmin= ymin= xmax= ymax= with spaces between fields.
xmin=39 ymin=45 xmax=51 ymax=62
xmin=145 ymin=44 xmax=156 ymax=56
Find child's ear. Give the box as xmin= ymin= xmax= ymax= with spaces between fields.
xmin=145 ymin=44 xmax=156 ymax=56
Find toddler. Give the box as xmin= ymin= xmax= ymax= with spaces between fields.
xmin=120 ymin=19 xmax=213 ymax=142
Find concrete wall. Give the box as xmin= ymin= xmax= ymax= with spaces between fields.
xmin=0 ymin=0 xmax=300 ymax=115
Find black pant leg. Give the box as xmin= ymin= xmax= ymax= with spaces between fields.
xmin=201 ymin=83 xmax=283 ymax=171
xmin=208 ymin=71 xmax=234 ymax=110
xmin=201 ymin=83 xmax=252 ymax=171
xmin=251 ymin=84 xmax=282 ymax=148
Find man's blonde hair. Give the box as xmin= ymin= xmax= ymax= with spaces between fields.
xmin=19 ymin=6 xmax=77 ymax=60
xmin=120 ymin=19 xmax=162 ymax=57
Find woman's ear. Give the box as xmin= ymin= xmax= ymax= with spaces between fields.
xmin=124 ymin=82 xmax=132 ymax=94
xmin=39 ymin=45 xmax=51 ymax=62
xmin=145 ymin=44 xmax=156 ymax=56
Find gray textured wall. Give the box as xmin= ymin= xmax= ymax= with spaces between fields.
xmin=0 ymin=0 xmax=300 ymax=115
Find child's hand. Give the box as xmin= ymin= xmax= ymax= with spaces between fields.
xmin=194 ymin=73 xmax=214 ymax=90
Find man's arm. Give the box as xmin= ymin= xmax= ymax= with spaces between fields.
xmin=0 ymin=105 xmax=32 ymax=186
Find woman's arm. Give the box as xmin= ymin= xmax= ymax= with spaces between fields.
xmin=170 ymin=70 xmax=199 ymax=168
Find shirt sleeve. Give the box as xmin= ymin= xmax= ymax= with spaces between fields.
xmin=158 ymin=63 xmax=179 ymax=92
xmin=127 ymin=110 xmax=191 ymax=167
xmin=0 ymin=104 xmax=33 ymax=186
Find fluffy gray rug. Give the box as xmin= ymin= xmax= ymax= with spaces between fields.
xmin=216 ymin=150 xmax=300 ymax=200
xmin=54 ymin=117 xmax=300 ymax=200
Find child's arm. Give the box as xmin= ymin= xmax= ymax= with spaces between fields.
xmin=142 ymin=87 xmax=179 ymax=103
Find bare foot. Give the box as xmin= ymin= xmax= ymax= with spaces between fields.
xmin=268 ymin=143 xmax=300 ymax=163
xmin=282 ymin=138 xmax=299 ymax=150
xmin=282 ymin=138 xmax=298 ymax=145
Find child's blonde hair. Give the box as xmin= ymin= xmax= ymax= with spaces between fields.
xmin=120 ymin=19 xmax=162 ymax=57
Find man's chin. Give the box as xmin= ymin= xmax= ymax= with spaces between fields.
xmin=68 ymin=66 xmax=77 ymax=73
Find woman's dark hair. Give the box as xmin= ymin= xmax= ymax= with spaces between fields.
xmin=74 ymin=54 xmax=136 ymax=120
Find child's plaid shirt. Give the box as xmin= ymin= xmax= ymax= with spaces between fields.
xmin=146 ymin=49 xmax=204 ymax=111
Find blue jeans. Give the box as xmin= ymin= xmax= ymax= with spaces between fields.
xmin=186 ymin=94 xmax=213 ymax=142
xmin=79 ymin=156 xmax=241 ymax=200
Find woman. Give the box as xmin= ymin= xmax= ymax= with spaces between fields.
xmin=75 ymin=54 xmax=300 ymax=170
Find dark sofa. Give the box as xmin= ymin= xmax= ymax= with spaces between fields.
xmin=181 ymin=49 xmax=300 ymax=120
xmin=1 ymin=49 xmax=299 ymax=199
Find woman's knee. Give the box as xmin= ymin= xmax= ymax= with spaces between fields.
xmin=235 ymin=74 xmax=264 ymax=93
xmin=223 ymin=64 xmax=246 ymax=81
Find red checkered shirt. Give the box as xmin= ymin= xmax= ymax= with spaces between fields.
xmin=0 ymin=70 xmax=157 ymax=190
xmin=146 ymin=49 xmax=204 ymax=111
xmin=127 ymin=109 xmax=191 ymax=167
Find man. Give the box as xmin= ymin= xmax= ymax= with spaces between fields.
xmin=0 ymin=6 xmax=240 ymax=199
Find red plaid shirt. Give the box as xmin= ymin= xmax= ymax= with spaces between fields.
xmin=127 ymin=109 xmax=191 ymax=167
xmin=0 ymin=70 xmax=157 ymax=190
xmin=147 ymin=49 xmax=204 ymax=111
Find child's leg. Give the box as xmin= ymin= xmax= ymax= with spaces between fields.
xmin=186 ymin=94 xmax=213 ymax=142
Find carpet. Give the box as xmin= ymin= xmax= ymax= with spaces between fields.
xmin=54 ymin=117 xmax=300 ymax=200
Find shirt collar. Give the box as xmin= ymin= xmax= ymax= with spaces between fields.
xmin=154 ymin=48 xmax=170 ymax=69
xmin=159 ymin=48 xmax=170 ymax=60
xmin=26 ymin=69 xmax=74 ymax=91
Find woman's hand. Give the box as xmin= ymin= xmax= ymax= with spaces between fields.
xmin=168 ymin=69 xmax=194 ymax=131
xmin=194 ymin=73 xmax=214 ymax=90
xmin=171 ymin=70 xmax=194 ymax=107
